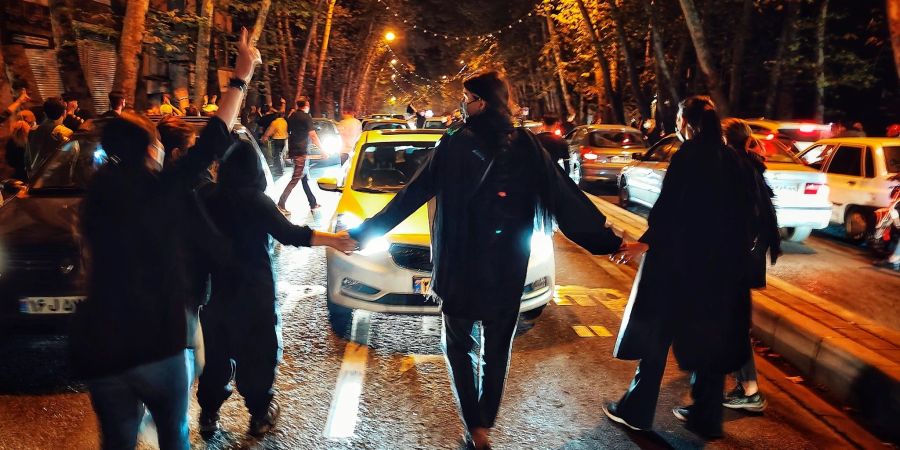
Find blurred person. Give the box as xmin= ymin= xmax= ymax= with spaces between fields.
xmin=605 ymin=96 xmax=765 ymax=439
xmin=160 ymin=94 xmax=184 ymax=116
xmin=851 ymin=122 xmax=866 ymax=137
xmin=4 ymin=120 xmax=31 ymax=180
xmin=1 ymin=89 xmax=31 ymax=126
xmin=278 ymin=97 xmax=322 ymax=213
xmin=62 ymin=92 xmax=85 ymax=131
xmin=16 ymin=109 xmax=37 ymax=130
xmin=261 ymin=111 xmax=288 ymax=177
xmin=196 ymin=139 xmax=355 ymax=438
xmin=257 ymin=104 xmax=278 ymax=140
xmin=25 ymin=97 xmax=72 ymax=177
xmin=535 ymin=115 xmax=570 ymax=173
xmin=101 ymin=91 xmax=126 ymax=118
xmin=69 ymin=27 xmax=261 ymax=450
xmin=337 ymin=109 xmax=362 ymax=165
xmin=350 ymin=71 xmax=636 ymax=450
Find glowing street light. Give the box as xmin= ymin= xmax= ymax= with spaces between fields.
xmin=385 ymin=31 xmax=396 ymax=42
xmin=390 ymin=58 xmax=398 ymax=65
xmin=459 ymin=60 xmax=465 ymax=65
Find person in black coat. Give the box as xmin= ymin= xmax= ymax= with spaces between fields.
xmin=196 ymin=139 xmax=355 ymax=438
xmin=604 ymin=96 xmax=762 ymax=439
xmin=350 ymin=71 xmax=636 ymax=450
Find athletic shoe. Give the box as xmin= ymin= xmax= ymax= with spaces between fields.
xmin=248 ymin=400 xmax=281 ymax=437
xmin=198 ymin=410 xmax=220 ymax=439
xmin=603 ymin=402 xmax=646 ymax=431
xmin=723 ymin=391 xmax=768 ymax=412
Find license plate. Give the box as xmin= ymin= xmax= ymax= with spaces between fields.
xmin=19 ymin=296 xmax=85 ymax=314
xmin=771 ymin=183 xmax=799 ymax=193
xmin=413 ymin=277 xmax=432 ymax=295
xmin=610 ymin=156 xmax=631 ymax=163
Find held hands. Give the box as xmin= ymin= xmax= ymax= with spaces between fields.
xmin=609 ymin=232 xmax=649 ymax=265
xmin=312 ymin=230 xmax=359 ymax=254
xmin=234 ymin=27 xmax=262 ymax=83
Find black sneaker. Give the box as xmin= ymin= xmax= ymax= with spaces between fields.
xmin=673 ymin=406 xmax=723 ymax=439
xmin=198 ymin=410 xmax=220 ymax=439
xmin=603 ymin=402 xmax=647 ymax=431
xmin=248 ymin=400 xmax=281 ymax=437
xmin=723 ymin=390 xmax=768 ymax=412
xmin=723 ymin=383 xmax=745 ymax=402
xmin=672 ymin=406 xmax=690 ymax=422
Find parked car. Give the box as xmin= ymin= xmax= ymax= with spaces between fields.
xmin=796 ymin=137 xmax=900 ymax=241
xmin=744 ymin=119 xmax=833 ymax=152
xmin=361 ymin=118 xmax=410 ymax=131
xmin=565 ymin=125 xmax=647 ymax=185
xmin=619 ymin=134 xmax=832 ymax=242
xmin=316 ymin=129 xmax=556 ymax=336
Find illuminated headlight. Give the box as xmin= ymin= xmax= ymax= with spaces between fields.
xmin=583 ymin=153 xmax=598 ymax=160
xmin=530 ymin=232 xmax=553 ymax=258
xmin=334 ymin=213 xmax=363 ymax=232
xmin=322 ymin=136 xmax=343 ymax=155
xmin=358 ymin=237 xmax=390 ymax=256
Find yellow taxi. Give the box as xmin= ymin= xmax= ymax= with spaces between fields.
xmin=317 ymin=129 xmax=555 ymax=335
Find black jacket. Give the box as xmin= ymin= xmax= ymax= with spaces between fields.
xmin=351 ymin=111 xmax=622 ymax=320
xmin=202 ymin=140 xmax=313 ymax=317
xmin=71 ymin=117 xmax=232 ymax=379
xmin=614 ymin=138 xmax=756 ymax=374
xmin=745 ymin=152 xmax=781 ymax=288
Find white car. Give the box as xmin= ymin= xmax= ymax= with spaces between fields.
xmin=317 ymin=129 xmax=556 ymax=336
xmin=797 ymin=137 xmax=900 ymax=241
xmin=619 ymin=134 xmax=832 ymax=242
xmin=744 ymin=119 xmax=834 ymax=152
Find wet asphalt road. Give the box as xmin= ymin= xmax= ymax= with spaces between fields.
xmin=0 ymin=166 xmax=889 ymax=449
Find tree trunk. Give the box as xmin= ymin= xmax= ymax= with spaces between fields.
xmin=312 ymin=0 xmax=337 ymax=116
xmin=575 ymin=0 xmax=624 ymax=123
xmin=249 ymin=0 xmax=272 ymax=47
xmin=193 ymin=0 xmax=214 ymax=107
xmin=764 ymin=0 xmax=799 ymax=118
xmin=728 ymin=0 xmax=754 ymax=114
xmin=353 ymin=43 xmax=384 ymax=113
xmin=643 ymin=0 xmax=680 ymax=105
xmin=0 ymin=35 xmax=12 ymax=111
xmin=49 ymin=0 xmax=96 ymax=114
xmin=296 ymin=0 xmax=325 ymax=103
xmin=677 ymin=0 xmax=729 ymax=115
xmin=814 ymin=0 xmax=828 ymax=122
xmin=607 ymin=0 xmax=650 ymax=119
xmin=545 ymin=15 xmax=576 ymax=121
xmin=112 ymin=0 xmax=150 ymax=109
xmin=275 ymin=8 xmax=291 ymax=102
xmin=889 ymin=0 xmax=900 ymax=82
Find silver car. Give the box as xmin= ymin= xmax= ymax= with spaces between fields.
xmin=566 ymin=125 xmax=647 ymax=185
xmin=619 ymin=134 xmax=832 ymax=242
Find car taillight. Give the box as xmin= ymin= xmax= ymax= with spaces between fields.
xmin=579 ymin=145 xmax=590 ymax=155
xmin=583 ymin=153 xmax=598 ymax=160
xmin=804 ymin=183 xmax=823 ymax=195
xmin=554 ymin=128 xmax=562 ymax=136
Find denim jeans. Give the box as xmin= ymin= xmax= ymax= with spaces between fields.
xmin=87 ymin=351 xmax=190 ymax=450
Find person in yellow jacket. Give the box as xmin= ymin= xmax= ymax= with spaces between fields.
xmin=261 ymin=112 xmax=288 ymax=177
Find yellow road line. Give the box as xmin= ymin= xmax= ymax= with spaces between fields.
xmin=589 ymin=325 xmax=613 ymax=337
xmin=572 ymin=325 xmax=596 ymax=337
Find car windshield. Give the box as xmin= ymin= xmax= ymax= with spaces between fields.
xmin=424 ymin=121 xmax=446 ymax=129
xmin=365 ymin=122 xmax=408 ymax=131
xmin=884 ymin=146 xmax=900 ymax=174
xmin=314 ymin=120 xmax=338 ymax=135
xmin=30 ymin=137 xmax=107 ymax=192
xmin=352 ymin=142 xmax=435 ymax=192
xmin=589 ymin=130 xmax=644 ymax=148
xmin=756 ymin=138 xmax=803 ymax=164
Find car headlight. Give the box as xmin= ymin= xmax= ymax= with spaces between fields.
xmin=322 ymin=136 xmax=343 ymax=155
xmin=530 ymin=232 xmax=553 ymax=259
xmin=334 ymin=213 xmax=363 ymax=232
xmin=358 ymin=236 xmax=390 ymax=256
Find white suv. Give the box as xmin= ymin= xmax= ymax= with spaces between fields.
xmin=797 ymin=137 xmax=900 ymax=241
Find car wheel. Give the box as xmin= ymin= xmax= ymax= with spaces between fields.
xmin=781 ymin=226 xmax=812 ymax=242
xmin=327 ymin=299 xmax=354 ymax=339
xmin=844 ymin=207 xmax=874 ymax=243
xmin=618 ymin=178 xmax=631 ymax=206
xmin=520 ymin=304 xmax=546 ymax=321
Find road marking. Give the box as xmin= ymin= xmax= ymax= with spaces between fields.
xmin=572 ymin=295 xmax=596 ymax=307
xmin=589 ymin=325 xmax=613 ymax=337
xmin=399 ymin=354 xmax=445 ymax=373
xmin=554 ymin=294 xmax=574 ymax=305
xmin=324 ymin=311 xmax=371 ymax=440
xmin=572 ymin=325 xmax=595 ymax=337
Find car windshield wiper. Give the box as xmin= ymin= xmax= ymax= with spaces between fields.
xmin=353 ymin=186 xmax=391 ymax=194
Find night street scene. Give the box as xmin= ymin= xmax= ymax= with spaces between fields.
xmin=0 ymin=0 xmax=899 ymax=448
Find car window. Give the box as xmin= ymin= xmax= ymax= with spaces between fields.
xmin=588 ymin=130 xmax=645 ymax=148
xmin=424 ymin=121 xmax=446 ymax=129
xmin=826 ymin=146 xmax=862 ymax=176
xmin=748 ymin=124 xmax=771 ymax=135
xmin=756 ymin=139 xmax=803 ymax=164
xmin=883 ymin=146 xmax=900 ymax=174
xmin=353 ymin=143 xmax=435 ymax=192
xmin=644 ymin=137 xmax=676 ymax=162
xmin=365 ymin=122 xmax=408 ymax=131
xmin=662 ymin=140 xmax=682 ymax=161
xmin=314 ymin=121 xmax=338 ymax=135
xmin=30 ymin=137 xmax=106 ymax=191
xmin=864 ymin=147 xmax=876 ymax=178
xmin=799 ymin=144 xmax=834 ymax=169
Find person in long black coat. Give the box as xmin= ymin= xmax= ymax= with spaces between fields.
xmin=605 ymin=96 xmax=761 ymax=439
xmin=350 ymin=71 xmax=636 ymax=450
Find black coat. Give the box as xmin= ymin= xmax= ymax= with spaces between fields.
xmin=745 ymin=152 xmax=781 ymax=288
xmin=614 ymin=138 xmax=756 ymax=374
xmin=351 ymin=112 xmax=622 ymax=320
xmin=71 ymin=117 xmax=232 ymax=379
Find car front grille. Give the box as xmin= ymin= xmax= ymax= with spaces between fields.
xmin=388 ymin=244 xmax=433 ymax=272
xmin=3 ymin=246 xmax=80 ymax=275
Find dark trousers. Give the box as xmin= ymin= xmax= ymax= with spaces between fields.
xmin=278 ymin=154 xmax=317 ymax=209
xmin=615 ymin=332 xmax=725 ymax=432
xmin=270 ymin=139 xmax=286 ymax=177
xmin=441 ymin=311 xmax=518 ymax=430
xmin=735 ymin=337 xmax=758 ymax=383
xmin=196 ymin=305 xmax=282 ymax=418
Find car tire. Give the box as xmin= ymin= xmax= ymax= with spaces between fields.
xmin=326 ymin=299 xmax=354 ymax=339
xmin=844 ymin=207 xmax=874 ymax=243
xmin=781 ymin=226 xmax=812 ymax=242
xmin=520 ymin=304 xmax=546 ymax=321
xmin=618 ymin=178 xmax=631 ymax=207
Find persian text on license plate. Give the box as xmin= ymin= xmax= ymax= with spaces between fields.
xmin=19 ymin=296 xmax=85 ymax=314
xmin=413 ymin=277 xmax=432 ymax=295
xmin=771 ymin=183 xmax=799 ymax=193
xmin=610 ymin=156 xmax=631 ymax=163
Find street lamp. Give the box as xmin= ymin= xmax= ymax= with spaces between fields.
xmin=385 ymin=31 xmax=396 ymax=42
xmin=390 ymin=59 xmax=398 ymax=65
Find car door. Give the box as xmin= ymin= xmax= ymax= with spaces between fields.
xmin=629 ymin=136 xmax=677 ymax=205
xmin=823 ymin=144 xmax=864 ymax=222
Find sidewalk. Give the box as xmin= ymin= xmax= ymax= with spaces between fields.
xmin=585 ymin=194 xmax=900 ymax=442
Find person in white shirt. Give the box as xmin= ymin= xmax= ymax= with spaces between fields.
xmin=336 ymin=110 xmax=362 ymax=165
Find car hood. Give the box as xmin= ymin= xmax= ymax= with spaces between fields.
xmin=0 ymin=196 xmax=82 ymax=247
xmin=339 ymin=190 xmax=430 ymax=246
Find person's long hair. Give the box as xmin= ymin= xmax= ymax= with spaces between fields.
xmin=10 ymin=120 xmax=30 ymax=147
xmin=679 ymin=96 xmax=723 ymax=144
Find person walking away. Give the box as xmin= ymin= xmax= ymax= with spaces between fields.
xmin=350 ymin=71 xmax=639 ymax=450
xmin=101 ymin=91 xmax=126 ymax=118
xmin=0 ymin=88 xmax=30 ymax=127
xmin=62 ymin=92 xmax=85 ymax=131
xmin=69 ymin=27 xmax=261 ymax=450
xmin=278 ymin=98 xmax=322 ymax=213
xmin=604 ymin=96 xmax=761 ymax=439
xmin=337 ymin=110 xmax=362 ymax=165
xmin=720 ymin=118 xmax=782 ymax=412
xmin=535 ymin=116 xmax=570 ymax=174
xmin=4 ymin=120 xmax=30 ymax=181
xmin=160 ymin=94 xmax=184 ymax=116
xmin=196 ymin=139 xmax=355 ymax=438
xmin=261 ymin=111 xmax=288 ymax=177
xmin=26 ymin=97 xmax=72 ymax=178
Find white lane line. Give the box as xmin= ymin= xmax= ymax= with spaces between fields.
xmin=323 ymin=311 xmax=371 ymax=440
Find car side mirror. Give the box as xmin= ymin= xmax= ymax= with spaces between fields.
xmin=632 ymin=152 xmax=644 ymax=161
xmin=317 ymin=177 xmax=341 ymax=192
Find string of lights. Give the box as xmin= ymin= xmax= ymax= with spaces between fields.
xmin=374 ymin=0 xmax=540 ymax=41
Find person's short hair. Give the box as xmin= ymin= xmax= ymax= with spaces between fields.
xmin=343 ymin=109 xmax=356 ymax=116
xmin=43 ymin=97 xmax=67 ymax=120
xmin=542 ymin=116 xmax=559 ymax=127
xmin=296 ymin=97 xmax=309 ymax=109
xmin=102 ymin=112 xmax=158 ymax=167
xmin=108 ymin=91 xmax=125 ymax=108
xmin=62 ymin=92 xmax=78 ymax=103
xmin=157 ymin=115 xmax=196 ymax=156
xmin=17 ymin=109 xmax=36 ymax=124
xmin=185 ymin=105 xmax=200 ymax=117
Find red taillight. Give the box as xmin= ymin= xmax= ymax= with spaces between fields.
xmin=554 ymin=128 xmax=562 ymax=136
xmin=804 ymin=183 xmax=822 ymax=195
xmin=579 ymin=145 xmax=590 ymax=155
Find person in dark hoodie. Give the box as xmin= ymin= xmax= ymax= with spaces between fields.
xmin=71 ymin=28 xmax=260 ymax=450
xmin=350 ymin=71 xmax=639 ymax=450
xmin=196 ymin=138 xmax=355 ymax=438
